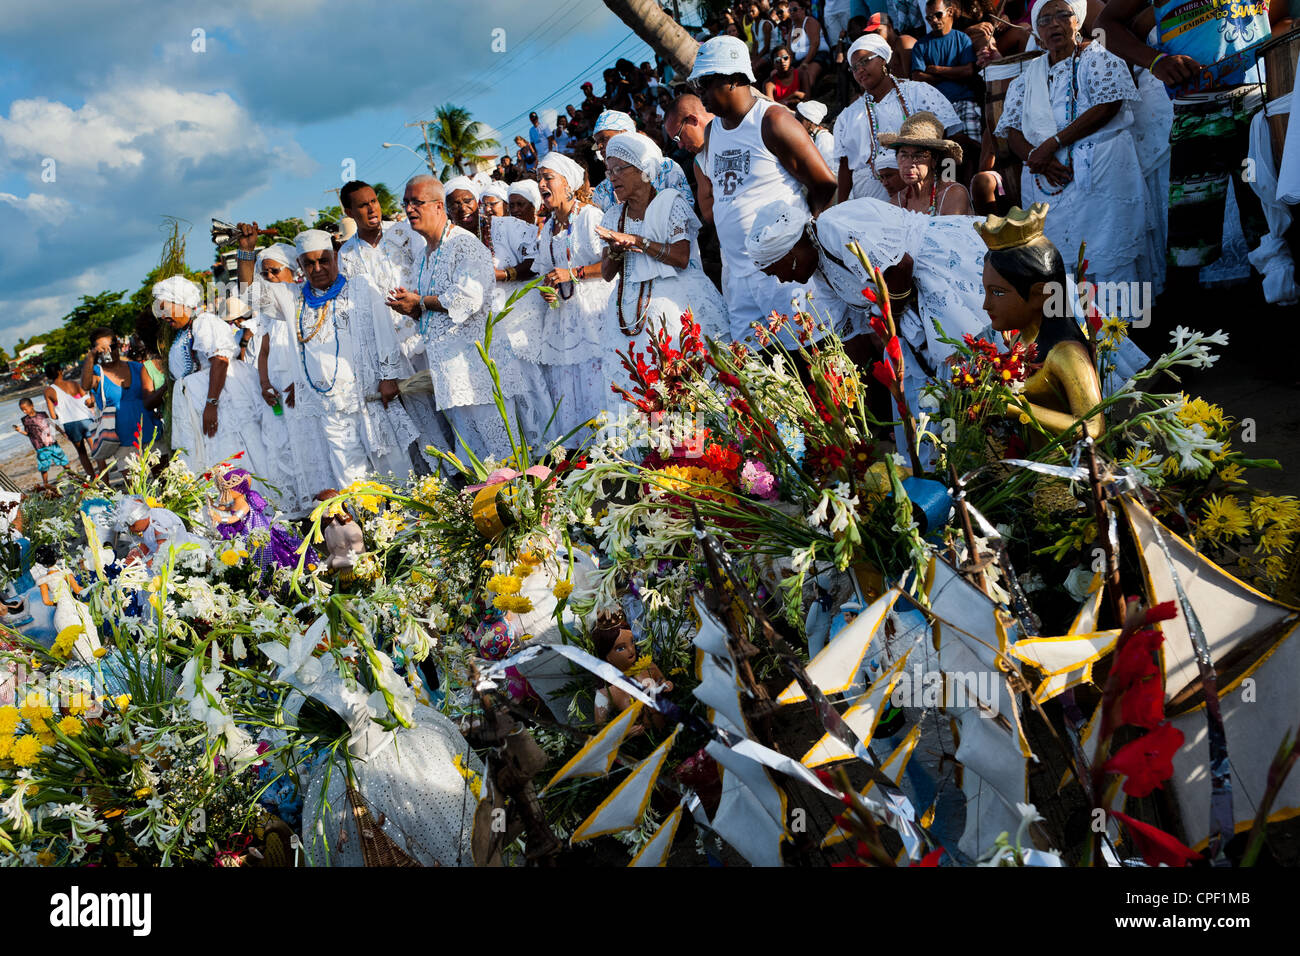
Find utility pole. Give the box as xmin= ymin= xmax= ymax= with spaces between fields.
xmin=405 ymin=120 xmax=438 ymax=174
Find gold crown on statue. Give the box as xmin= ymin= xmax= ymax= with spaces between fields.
xmin=973 ymin=203 xmax=1050 ymax=251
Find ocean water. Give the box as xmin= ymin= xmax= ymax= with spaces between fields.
xmin=0 ymin=394 xmax=38 ymax=458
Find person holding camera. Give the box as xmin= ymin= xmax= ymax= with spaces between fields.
xmin=79 ymin=326 xmax=160 ymax=471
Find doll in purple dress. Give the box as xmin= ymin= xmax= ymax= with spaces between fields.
xmin=209 ymin=468 xmax=316 ymax=571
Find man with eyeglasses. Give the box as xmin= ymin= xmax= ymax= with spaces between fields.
xmin=385 ymin=176 xmax=529 ymax=464
xmin=688 ymin=35 xmax=838 ymax=345
xmin=911 ymin=0 xmax=982 ymax=160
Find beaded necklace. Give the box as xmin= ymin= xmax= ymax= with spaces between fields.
xmin=549 ymin=206 xmax=577 ymax=284
xmin=415 ymin=221 xmax=452 ymax=336
xmin=614 ymin=197 xmax=655 ymax=338
xmin=176 ymin=326 xmax=196 ymax=377
xmin=893 ymin=176 xmax=940 ymax=216
xmin=296 ymin=296 xmax=341 ymax=395
xmin=1033 ymin=45 xmax=1080 ymax=198
xmin=865 ymin=77 xmax=910 ymax=183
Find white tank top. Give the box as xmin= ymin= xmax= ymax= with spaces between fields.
xmin=49 ymin=384 xmax=93 ymax=425
xmin=790 ymin=16 xmax=829 ymax=59
xmin=706 ymin=97 xmax=808 ymax=273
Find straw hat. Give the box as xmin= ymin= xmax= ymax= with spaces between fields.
xmin=877 ymin=111 xmax=963 ymax=164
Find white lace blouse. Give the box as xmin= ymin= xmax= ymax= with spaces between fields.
xmin=996 ymin=43 xmax=1139 ymax=147
xmin=599 ymin=190 xmax=702 ymax=282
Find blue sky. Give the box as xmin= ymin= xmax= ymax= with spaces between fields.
xmin=0 ymin=0 xmax=674 ymax=351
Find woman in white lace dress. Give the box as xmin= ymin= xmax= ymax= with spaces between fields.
xmin=532 ymin=153 xmax=617 ymax=440
xmin=155 ymin=277 xmax=293 ymax=509
xmin=594 ymin=132 xmax=730 ymax=416
xmin=483 ymin=181 xmax=556 ymax=447
xmin=995 ymin=0 xmax=1149 ymax=293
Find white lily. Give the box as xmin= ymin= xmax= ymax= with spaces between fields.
xmin=259 ymin=627 xmax=324 ymax=689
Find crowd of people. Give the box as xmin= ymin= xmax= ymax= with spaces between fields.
xmin=28 ymin=0 xmax=1296 ymax=516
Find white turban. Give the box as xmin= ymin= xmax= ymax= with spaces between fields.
xmin=1031 ymin=0 xmax=1086 ymax=42
xmin=877 ymin=151 xmax=899 ymax=171
xmin=604 ymin=132 xmax=663 ymax=176
xmin=593 ymin=110 xmax=637 ymax=135
xmin=848 ymin=33 xmax=892 ymax=66
xmin=481 ymin=181 xmax=510 ymax=204
xmin=508 ymin=180 xmax=542 ymax=209
xmin=151 ymin=275 xmax=201 ymax=310
xmin=745 ymin=200 xmax=811 ymax=269
xmin=294 ymin=229 xmax=333 ymax=257
xmin=538 ymin=152 xmax=586 ymax=192
xmin=443 ymin=175 xmax=480 ymax=200
xmin=256 ymin=242 xmax=298 ymax=271
xmin=796 ymin=100 xmax=828 ymax=125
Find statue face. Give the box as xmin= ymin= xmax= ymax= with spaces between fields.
xmin=982 ymin=260 xmax=1045 ymax=334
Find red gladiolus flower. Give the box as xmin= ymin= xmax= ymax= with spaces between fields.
xmin=1110 ymin=811 xmax=1200 ymax=867
xmin=870 ymin=314 xmax=889 ymax=339
xmin=815 ymin=769 xmax=836 ymax=787
xmin=1143 ymin=601 xmax=1178 ymax=625
xmin=1088 ymin=313 xmax=1105 ymax=334
xmin=1104 ymin=722 xmax=1184 ymax=797
xmin=910 ymin=847 xmax=945 ymax=867
xmin=1111 ymin=628 xmax=1163 ymax=691
xmin=885 ymin=336 xmax=902 ymax=364
xmin=718 ymin=371 xmax=742 ymax=389
xmin=861 ymin=287 xmax=878 ymax=304
xmin=1121 ymin=673 xmax=1165 ymax=730
xmin=871 ymin=360 xmax=897 ymax=388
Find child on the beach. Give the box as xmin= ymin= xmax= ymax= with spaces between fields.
xmin=13 ymin=398 xmax=71 ymax=490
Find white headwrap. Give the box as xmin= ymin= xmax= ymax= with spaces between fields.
xmin=796 ymin=100 xmax=829 ymax=125
xmin=745 ymin=200 xmax=811 ymax=269
xmin=593 ymin=110 xmax=637 ymax=135
xmin=877 ymin=151 xmax=899 ymax=171
xmin=604 ymin=132 xmax=663 ymax=176
xmin=1019 ymin=0 xmax=1088 ymax=167
xmin=847 ymin=34 xmax=892 ymax=67
xmin=443 ymin=175 xmax=481 ymax=200
xmin=294 ymin=229 xmax=334 ymax=257
xmin=115 ymin=496 xmax=151 ymax=532
xmin=256 ymin=243 xmax=297 ymax=270
xmin=508 ymin=180 xmax=542 ymax=209
xmin=538 ymin=152 xmax=586 ymax=192
xmin=481 ymin=181 xmax=510 ymax=204
xmin=151 ymin=275 xmax=201 ymax=310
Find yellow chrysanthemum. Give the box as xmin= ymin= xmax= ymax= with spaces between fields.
xmin=1217 ymin=462 xmax=1246 ymax=485
xmin=340 ymin=480 xmax=385 ymax=514
xmin=0 ymin=736 xmax=12 ymax=760
xmin=144 ymin=495 xmax=164 ymax=509
xmin=11 ymin=734 xmax=44 ymax=767
xmin=1177 ymin=395 xmax=1228 ymax=432
xmin=65 ymin=694 xmax=90 ymax=717
xmin=516 ymin=549 xmax=542 ymax=567
xmin=219 ymin=549 xmax=242 ymax=567
xmin=52 ymin=624 xmax=83 ymax=659
xmin=37 ymin=732 xmax=56 ymax=747
xmin=486 ymin=574 xmax=522 ymax=596
xmin=0 ymin=705 xmax=18 ymax=736
xmin=452 ymin=753 xmax=483 ymax=799
xmin=1250 ymin=495 xmax=1300 ymax=530
xmin=1199 ymin=495 xmax=1251 ymax=545
xmin=19 ymin=693 xmax=53 ymax=722
xmin=1257 ymin=522 xmax=1295 ymax=555
xmin=29 ymin=717 xmax=48 ymax=735
xmin=552 ymin=580 xmax=574 ymax=600
xmin=114 ymin=694 xmax=132 ymax=710
xmin=57 ymin=716 xmax=83 ymax=738
xmin=492 ymin=594 xmax=534 ymax=614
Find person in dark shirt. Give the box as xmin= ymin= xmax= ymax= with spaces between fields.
xmin=910 ymin=0 xmax=981 ymax=174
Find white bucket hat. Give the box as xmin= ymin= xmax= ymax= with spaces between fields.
xmin=688 ymin=36 xmax=756 ymax=84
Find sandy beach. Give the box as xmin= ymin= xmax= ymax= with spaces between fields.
xmin=0 ymin=431 xmax=92 ymax=493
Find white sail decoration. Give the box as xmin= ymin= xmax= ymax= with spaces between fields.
xmin=694 ymin=647 xmax=751 ymax=739
xmin=1008 ymin=628 xmax=1121 ymax=705
xmin=954 ymin=707 xmax=1030 ymax=860
xmin=925 ymin=555 xmax=1019 ymax=672
xmin=570 ymin=728 xmax=680 ymax=843
xmin=1169 ymin=619 xmax=1300 ymax=851
xmin=628 ymin=804 xmax=685 ymax=867
xmin=778 ymin=588 xmax=902 ymax=705
xmin=706 ymin=740 xmax=788 ymax=867
xmin=1030 ymin=574 xmax=1110 ymax=702
xmin=822 ymin=722 xmax=923 ymax=847
xmin=800 ymin=648 xmax=912 ymax=768
xmin=542 ymin=702 xmax=644 ymax=794
xmin=1121 ymin=496 xmax=1300 ymax=709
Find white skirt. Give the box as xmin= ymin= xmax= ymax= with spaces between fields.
xmin=535 ymin=277 xmax=615 ymax=367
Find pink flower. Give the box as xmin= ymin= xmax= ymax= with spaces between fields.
xmin=740 ymin=460 xmax=779 ymax=500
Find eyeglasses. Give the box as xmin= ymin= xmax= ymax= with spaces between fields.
xmin=851 ymin=55 xmax=880 ymax=75
xmin=896 ymin=148 xmax=932 ymax=164
xmin=402 ymin=197 xmax=441 ymax=209
xmin=1035 ymin=9 xmax=1075 ymax=24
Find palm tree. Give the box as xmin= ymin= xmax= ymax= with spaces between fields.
xmin=602 ymin=0 xmax=698 ymax=76
xmin=422 ymin=105 xmax=501 ymax=179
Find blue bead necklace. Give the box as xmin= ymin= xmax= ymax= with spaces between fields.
xmin=416 ymin=222 xmax=452 ymax=336
xmin=1034 ymin=46 xmax=1080 ymax=198
xmin=296 ymin=296 xmax=341 ymax=395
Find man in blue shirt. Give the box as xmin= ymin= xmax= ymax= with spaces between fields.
xmin=528 ymin=112 xmax=552 ymax=154
xmin=911 ymin=0 xmax=981 ymax=170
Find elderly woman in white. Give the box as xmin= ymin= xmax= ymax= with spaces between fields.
xmin=532 ymin=152 xmax=617 ymax=439
xmin=594 ymin=132 xmax=730 ymax=405
xmin=833 ymin=33 xmax=962 ymax=203
xmin=995 ymin=0 xmax=1150 ymax=294
xmin=154 ymin=276 xmax=291 ymax=508
xmin=745 ymin=197 xmax=988 ymax=456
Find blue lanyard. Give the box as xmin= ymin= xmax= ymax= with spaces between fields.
xmin=415 ymin=222 xmax=451 ymax=336
xmin=296 ymin=299 xmax=341 ymax=395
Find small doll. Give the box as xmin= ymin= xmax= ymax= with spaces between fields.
xmin=211 ymin=467 xmax=315 ymax=571
xmin=591 ymin=609 xmax=672 ymax=728
xmin=315 ymin=489 xmax=365 ymax=573
xmin=117 ymin=496 xmax=195 ymax=568
xmin=34 ymin=553 xmax=101 ymax=662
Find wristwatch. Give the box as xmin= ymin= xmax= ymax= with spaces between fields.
xmin=205 ymin=397 xmax=220 ymax=407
